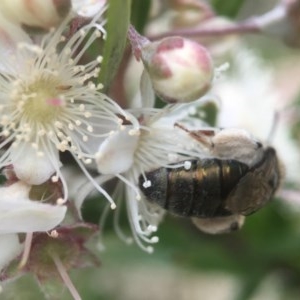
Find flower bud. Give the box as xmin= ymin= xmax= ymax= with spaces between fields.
xmin=0 ymin=0 xmax=71 ymax=31
xmin=72 ymin=0 xmax=106 ymax=17
xmin=141 ymin=36 xmax=214 ymax=103
xmin=170 ymin=0 xmax=214 ymax=29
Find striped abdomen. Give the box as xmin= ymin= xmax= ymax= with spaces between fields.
xmin=139 ymin=158 xmax=249 ymax=218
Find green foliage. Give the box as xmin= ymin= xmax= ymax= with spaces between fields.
xmin=130 ymin=0 xmax=151 ymax=33
xmin=98 ymin=0 xmax=131 ymax=92
xmin=210 ymin=0 xmax=246 ymax=18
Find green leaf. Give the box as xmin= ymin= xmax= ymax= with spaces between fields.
xmin=211 ymin=0 xmax=246 ymax=18
xmin=98 ymin=0 xmax=132 ymax=92
xmin=130 ymin=0 xmax=151 ymax=33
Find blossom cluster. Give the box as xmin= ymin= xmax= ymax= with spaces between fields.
xmin=0 ymin=0 xmax=298 ymax=299
xmin=0 ymin=0 xmax=218 ymax=296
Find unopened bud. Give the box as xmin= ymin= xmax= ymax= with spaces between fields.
xmin=170 ymin=0 xmax=215 ymax=29
xmin=0 ymin=0 xmax=71 ymax=31
xmin=72 ymin=0 xmax=107 ymax=17
xmin=141 ymin=36 xmax=214 ymax=103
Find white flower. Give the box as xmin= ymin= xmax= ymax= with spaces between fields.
xmin=0 ymin=0 xmax=106 ymax=30
xmin=0 ymin=0 xmax=71 ymax=29
xmin=0 ymin=182 xmax=66 ymax=234
xmin=0 ymin=11 xmax=137 ymax=202
xmin=0 ymin=180 xmax=66 ymax=276
xmin=0 ymin=234 xmax=23 ymax=273
xmin=92 ymin=76 xmax=211 ymax=251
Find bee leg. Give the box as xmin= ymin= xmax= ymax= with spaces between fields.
xmin=175 ymin=123 xmax=215 ymax=149
xmin=191 ymin=215 xmax=245 ymax=234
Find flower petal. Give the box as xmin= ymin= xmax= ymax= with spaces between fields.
xmin=0 ymin=13 xmax=31 ymax=73
xmin=140 ymin=70 xmax=155 ymax=108
xmin=0 ymin=0 xmax=71 ymax=29
xmin=0 ymin=181 xmax=31 ymax=201
xmin=95 ymin=127 xmax=139 ymax=174
xmin=0 ymin=197 xmax=67 ymax=234
xmin=11 ymin=142 xmax=60 ymax=185
xmin=0 ymin=234 xmax=23 ymax=271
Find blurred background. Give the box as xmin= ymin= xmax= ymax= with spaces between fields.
xmin=2 ymin=0 xmax=300 ymax=299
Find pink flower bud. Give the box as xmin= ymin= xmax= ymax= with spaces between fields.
xmin=141 ymin=36 xmax=214 ymax=103
xmin=0 ymin=0 xmax=71 ymax=31
xmin=170 ymin=0 xmax=214 ymax=29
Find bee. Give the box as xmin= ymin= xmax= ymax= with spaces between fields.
xmin=138 ymin=126 xmax=283 ymax=234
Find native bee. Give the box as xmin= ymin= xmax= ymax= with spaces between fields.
xmin=138 ymin=125 xmax=283 ymax=234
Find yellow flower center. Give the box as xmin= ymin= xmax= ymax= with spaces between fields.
xmin=14 ymin=75 xmax=66 ymax=124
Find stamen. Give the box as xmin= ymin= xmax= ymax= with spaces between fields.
xmin=116 ymin=174 xmax=141 ymax=200
xmin=57 ymin=198 xmax=67 ymax=205
xmin=142 ymin=180 xmax=151 ymax=188
xmin=51 ymin=254 xmax=82 ymax=300
xmin=50 ymin=230 xmax=59 ymax=238
xmin=18 ymin=232 xmax=33 ymax=269
xmin=74 ymin=156 xmax=117 ymax=209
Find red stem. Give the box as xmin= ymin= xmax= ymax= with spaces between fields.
xmin=149 ymin=20 xmax=261 ymax=41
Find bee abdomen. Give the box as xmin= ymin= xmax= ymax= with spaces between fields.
xmin=139 ymin=158 xmax=249 ymax=218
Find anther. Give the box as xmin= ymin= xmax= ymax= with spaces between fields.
xmin=143 ymin=180 xmax=151 ymax=188
xmin=184 ymin=161 xmax=192 ymax=170
xmin=151 ymin=236 xmax=159 ymax=243
xmin=56 ymin=198 xmax=67 ymax=205
xmin=50 ymin=230 xmax=59 ymax=238
xmin=52 ymin=175 xmax=59 ymax=182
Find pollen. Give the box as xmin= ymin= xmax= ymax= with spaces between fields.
xmin=0 ymin=7 xmax=141 ymax=210
xmin=12 ymin=75 xmax=66 ymax=124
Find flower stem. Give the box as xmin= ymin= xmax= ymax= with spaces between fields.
xmin=150 ymin=20 xmax=261 ymax=41
xmin=128 ymin=24 xmax=150 ymax=60
xmin=18 ymin=232 xmax=33 ymax=269
xmin=52 ymin=254 xmax=82 ymax=300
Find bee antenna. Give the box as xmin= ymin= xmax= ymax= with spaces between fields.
xmin=267 ymin=110 xmax=279 ymax=144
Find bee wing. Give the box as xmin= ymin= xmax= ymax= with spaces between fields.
xmin=224 ymin=148 xmax=279 ymax=215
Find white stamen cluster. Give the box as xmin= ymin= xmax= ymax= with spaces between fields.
xmin=0 ymin=7 xmax=214 ymax=254
xmin=0 ymin=10 xmax=138 ymax=203
xmin=94 ymin=107 xmax=209 ymax=252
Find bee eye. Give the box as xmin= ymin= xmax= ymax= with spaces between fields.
xmin=268 ymin=175 xmax=278 ymax=189
xmin=256 ymin=142 xmax=263 ymax=148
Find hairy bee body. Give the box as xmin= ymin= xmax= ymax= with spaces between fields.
xmin=139 ymin=147 xmax=280 ymax=219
